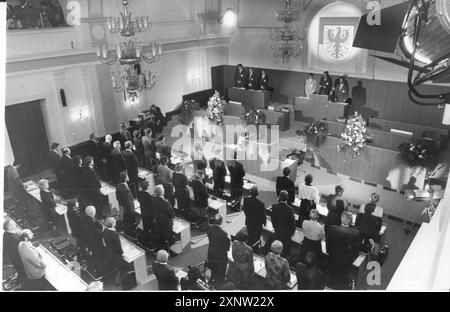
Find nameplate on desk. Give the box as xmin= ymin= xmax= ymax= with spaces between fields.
xmin=229 ymin=101 xmax=242 ymax=106
xmin=390 ymin=129 xmax=413 ymax=136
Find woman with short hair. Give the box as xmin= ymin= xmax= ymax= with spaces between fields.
xmin=264 ymin=240 xmax=290 ymax=290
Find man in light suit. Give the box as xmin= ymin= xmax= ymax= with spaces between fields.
xmin=152 ymin=249 xmax=179 ymax=290
xmin=18 ymin=229 xmax=53 ymax=290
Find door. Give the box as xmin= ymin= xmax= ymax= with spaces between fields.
xmin=5 ymin=100 xmax=50 ymax=177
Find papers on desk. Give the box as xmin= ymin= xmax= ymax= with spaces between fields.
xmin=176 ymin=269 xmax=188 ymax=280
xmin=36 ymin=245 xmax=88 ymax=291
xmin=55 ymin=203 xmax=67 ymax=216
xmin=23 ymin=181 xmax=38 ymax=192
xmin=119 ymin=236 xmax=145 ymax=263
xmin=100 ymin=181 xmax=115 ymax=195
xmin=173 ymin=218 xmax=189 ymax=234
xmin=138 ymin=168 xmax=151 ymax=179
xmin=208 ymin=198 xmax=225 ymax=210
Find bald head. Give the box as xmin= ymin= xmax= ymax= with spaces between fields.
xmin=156 ymin=250 xmax=169 ymax=263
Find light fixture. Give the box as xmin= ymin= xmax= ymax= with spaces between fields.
xmin=218 ymin=8 xmax=237 ymax=27
xmin=270 ymin=0 xmax=306 ymax=63
xmin=97 ymin=0 xmax=162 ymax=97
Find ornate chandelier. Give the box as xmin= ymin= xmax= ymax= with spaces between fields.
xmin=270 ymin=0 xmax=305 ymax=63
xmin=97 ymin=0 xmax=162 ymax=96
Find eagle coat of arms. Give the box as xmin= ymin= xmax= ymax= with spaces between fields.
xmin=323 ymin=25 xmax=354 ymax=62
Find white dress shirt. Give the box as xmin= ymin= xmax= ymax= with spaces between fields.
xmin=298 ymin=183 xmax=320 ymax=204
xmin=359 ymin=204 xmax=384 ymax=218
xmin=302 ymin=220 xmax=325 ymax=241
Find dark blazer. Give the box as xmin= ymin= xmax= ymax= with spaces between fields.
xmin=296 ymin=263 xmax=325 ymax=290
xmin=67 ymin=209 xmax=85 ymax=242
xmin=60 ymin=155 xmax=74 ymax=176
xmin=100 ymin=141 xmax=113 ymax=164
xmin=355 ymin=213 xmax=382 ymax=238
xmin=234 ymin=69 xmax=246 ymax=88
xmin=247 ymin=72 xmax=258 ymax=89
xmin=116 ymin=183 xmax=135 ymax=213
xmin=86 ymin=140 xmax=100 ymax=163
xmin=191 ymin=178 xmax=209 ymax=209
xmin=228 ymin=160 xmax=245 ymax=189
xmin=207 ymin=224 xmax=230 ymax=262
xmin=243 ymin=197 xmax=266 ymax=229
xmin=137 ymin=191 xmax=155 ymax=233
xmin=318 ymin=76 xmax=333 ymax=95
xmin=271 ymin=202 xmax=296 ymax=238
xmin=81 ymin=215 xmax=104 ymax=255
xmin=152 ymin=261 xmax=179 ymax=290
xmin=259 ymin=74 xmax=269 ymax=90
xmin=153 ymin=196 xmax=175 ymax=239
xmin=119 ymin=129 xmax=132 ymax=147
xmin=101 ymin=228 xmax=123 ymax=269
xmin=122 ymin=149 xmax=139 ymax=183
xmin=49 ymin=150 xmax=61 ymax=175
xmin=209 ymin=158 xmax=226 ymax=188
xmin=3 ymin=231 xmax=25 ymax=276
xmin=275 ymin=176 xmax=295 ymax=205
xmin=172 ymin=172 xmax=188 ymax=191
xmin=81 ymin=166 xmax=101 ymax=207
xmin=111 ymin=148 xmax=126 ymax=176
xmin=40 ymin=190 xmax=56 ymax=221
xmin=326 ymin=225 xmax=360 ymax=266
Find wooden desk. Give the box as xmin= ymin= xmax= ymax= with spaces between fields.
xmin=138 ymin=167 xmax=155 ymax=194
xmin=119 ymin=235 xmax=150 ymax=285
xmin=295 ymin=95 xmax=346 ymax=121
xmin=36 ymin=245 xmax=88 ymax=291
xmin=171 ymin=217 xmax=191 ymax=254
xmin=228 ymin=87 xmax=269 ymax=109
xmin=208 ymin=197 xmax=227 ymax=224
xmin=100 ymin=180 xmax=118 ymax=211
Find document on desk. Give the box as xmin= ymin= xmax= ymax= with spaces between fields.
xmin=316 ymin=203 xmax=328 ymax=217
xmin=173 ymin=218 xmax=188 ymax=234
xmin=36 ymin=246 xmax=87 ymax=291
xmin=100 ymin=182 xmax=115 ymax=195
xmin=55 ymin=203 xmax=67 ymax=216
xmin=119 ymin=236 xmax=144 ymax=263
xmin=23 ymin=181 xmax=38 ymax=192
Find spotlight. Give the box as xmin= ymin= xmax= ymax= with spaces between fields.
xmin=219 ymin=8 xmax=237 ymax=28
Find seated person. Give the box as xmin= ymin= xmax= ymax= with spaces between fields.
xmin=296 ymin=252 xmax=325 ymax=290
xmin=234 ymin=64 xmax=246 ymax=88
xmin=227 ymin=230 xmax=254 ymax=290
xmin=264 ymin=240 xmax=290 ymax=290
xmin=355 ymin=203 xmax=383 ymax=252
xmin=180 ymin=265 xmax=205 ymax=290
xmin=275 ymin=167 xmax=295 ymax=205
xmin=152 ymin=250 xmax=179 ymax=290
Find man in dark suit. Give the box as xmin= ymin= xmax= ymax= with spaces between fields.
xmin=137 ymin=180 xmax=155 ymax=242
xmin=122 ymin=141 xmax=139 ymax=198
xmin=81 ymin=156 xmax=102 ymax=214
xmin=209 ymin=150 xmax=227 ymax=197
xmin=111 ymin=141 xmax=126 ymax=185
xmin=318 ymin=71 xmax=333 ymax=96
xmin=152 ymin=249 xmax=179 ymax=290
xmin=234 ymin=64 xmax=246 ymax=88
xmin=227 ymin=153 xmax=245 ymax=202
xmin=82 ymin=206 xmax=104 ymax=260
xmin=246 ymin=68 xmax=258 ymax=89
xmin=86 ymin=133 xmax=100 ymax=167
xmin=243 ymin=186 xmax=266 ymax=246
xmin=100 ymin=135 xmax=113 ymax=180
xmin=153 ymin=185 xmax=175 ymax=251
xmin=326 ymin=211 xmax=361 ymax=289
xmin=296 ymin=252 xmax=325 ymax=290
xmin=3 ymin=219 xmax=26 ymax=281
xmin=59 ymin=148 xmax=75 ymax=196
xmin=119 ymin=123 xmax=132 ymax=149
xmin=191 ymin=170 xmax=209 ymax=217
xmin=49 ymin=142 xmax=61 ymax=180
xmin=102 ymin=217 xmax=124 ymax=286
xmin=275 ymin=167 xmax=295 ymax=205
xmin=207 ymin=214 xmax=230 ymax=287
xmin=270 ymin=191 xmax=296 ymax=258
xmin=259 ymin=69 xmax=269 ymax=91
xmin=115 ymin=171 xmax=137 ymax=237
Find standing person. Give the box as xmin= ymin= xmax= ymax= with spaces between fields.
xmin=191 ymin=170 xmax=210 ymax=219
xmin=300 ymin=209 xmax=325 ymax=265
xmin=172 ymin=163 xmax=191 ymax=214
xmin=66 ymin=199 xmax=87 ymax=256
xmin=209 ymin=150 xmax=226 ymax=197
xmin=246 ymin=68 xmax=258 ymax=89
xmin=132 ymin=130 xmax=145 ymax=166
xmin=5 ymin=161 xmax=24 ymax=205
xmin=258 ymin=69 xmax=269 ymax=91
xmin=325 ymin=185 xmax=348 ymax=233
xmin=59 ymin=148 xmax=74 ymax=196
xmin=119 ymin=123 xmax=132 ymax=148
xmin=101 ymin=217 xmax=124 ymax=286
xmin=3 ymin=220 xmax=26 ymax=283
xmin=152 ymin=250 xmax=179 ymax=290
xmin=18 ymin=229 xmax=52 ymax=290
xmin=100 ymin=134 xmax=113 ymax=180
xmin=71 ymin=155 xmax=83 ymax=197
xmin=207 ymin=214 xmax=230 ymax=288
xmin=86 ymin=133 xmax=100 ymax=168
xmin=149 ymin=105 xmax=166 ymax=136
xmin=335 ymin=76 xmax=349 ymax=102
xmin=38 ymin=179 xmax=57 ymax=234
xmin=155 ymin=134 xmax=171 ymax=159
xmin=142 ymin=129 xmax=154 ymax=169
xmin=297 ymin=174 xmax=320 ymax=227
xmin=115 ymin=172 xmax=137 ymax=236
xmin=326 ymin=212 xmax=361 ymax=289
xmin=229 ymin=230 xmax=254 ymax=290
xmin=296 ymin=252 xmax=325 ymax=290
xmin=122 ymin=141 xmax=139 ymax=198
xmin=318 ymin=71 xmax=333 ymax=96
xmin=81 ymin=156 xmax=102 ymax=215
xmin=270 ymin=191 xmax=296 ymax=259
xmin=157 ymin=156 xmax=172 ymax=184
xmin=49 ymin=142 xmax=61 ymax=181
xmin=192 ymin=143 xmax=207 ymax=172
xmin=275 ymin=167 xmax=295 ymax=205
xmin=227 ymin=152 xmax=245 ymax=202
xmin=360 ymin=193 xmax=384 ymax=219
xmin=81 ymin=206 xmax=104 ymax=260
xmin=305 ymin=73 xmax=317 ymax=98
xmin=264 ymin=240 xmax=290 ymax=290
xmin=111 ymin=141 xmax=126 ymax=185
xmin=152 ymin=185 xmax=175 ymax=251
xmin=242 ymin=186 xmax=266 ymax=246
xmin=137 ymin=180 xmax=155 ymax=243
xmin=234 ymin=64 xmax=246 ymax=88
xmin=355 ymin=203 xmax=382 ymax=252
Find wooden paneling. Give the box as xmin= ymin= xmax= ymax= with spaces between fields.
xmin=215 ymin=65 xmax=450 ymax=130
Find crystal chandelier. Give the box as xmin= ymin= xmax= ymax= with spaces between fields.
xmin=97 ymin=0 xmax=162 ymax=96
xmin=270 ymin=0 xmax=305 ymax=63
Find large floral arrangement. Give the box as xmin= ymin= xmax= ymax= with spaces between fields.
xmin=205 ymin=91 xmax=224 ymax=124
xmin=296 ymin=121 xmax=329 ymax=148
xmin=244 ymin=109 xmax=266 ymax=126
xmin=337 ymin=113 xmax=368 ymax=158
xmin=398 ymin=138 xmax=440 ymax=170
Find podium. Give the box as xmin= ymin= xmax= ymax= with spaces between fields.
xmin=228 ymin=87 xmax=269 ymax=109
xmin=208 ymin=197 xmax=227 ymax=225
xmin=119 ymin=235 xmax=150 ymax=285
xmin=295 ymin=95 xmax=346 ymax=121
xmin=100 ymin=180 xmax=118 ymax=211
